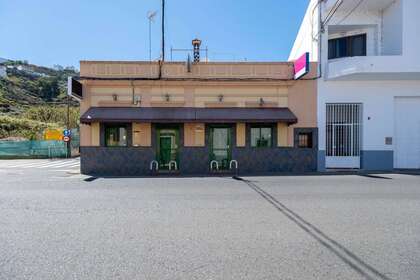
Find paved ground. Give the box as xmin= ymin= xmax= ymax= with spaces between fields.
xmin=0 ymin=158 xmax=80 ymax=172
xmin=0 ymin=162 xmax=419 ymax=280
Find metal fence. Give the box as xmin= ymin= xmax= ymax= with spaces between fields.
xmin=0 ymin=129 xmax=80 ymax=159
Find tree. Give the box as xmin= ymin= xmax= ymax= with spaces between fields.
xmin=37 ymin=77 xmax=59 ymax=100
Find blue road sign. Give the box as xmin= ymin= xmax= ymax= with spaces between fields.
xmin=63 ymin=130 xmax=71 ymax=137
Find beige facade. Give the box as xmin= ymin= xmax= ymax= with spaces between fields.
xmin=79 ymin=61 xmax=317 ymax=148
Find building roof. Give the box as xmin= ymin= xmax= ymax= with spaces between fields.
xmin=79 ymin=61 xmax=298 ymax=81
xmin=80 ymin=107 xmax=298 ymax=125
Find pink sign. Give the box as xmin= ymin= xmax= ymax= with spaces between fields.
xmin=294 ymin=52 xmax=310 ymax=80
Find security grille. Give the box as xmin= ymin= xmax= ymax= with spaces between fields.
xmin=326 ymin=103 xmax=362 ymax=157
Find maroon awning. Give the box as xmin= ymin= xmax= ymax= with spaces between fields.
xmin=80 ymin=107 xmax=298 ymax=124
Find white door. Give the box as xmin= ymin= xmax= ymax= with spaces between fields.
xmin=326 ymin=103 xmax=362 ymax=169
xmin=394 ymin=97 xmax=420 ymax=169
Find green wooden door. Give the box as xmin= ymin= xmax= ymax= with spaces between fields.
xmin=160 ymin=136 xmax=172 ymax=166
xmin=157 ymin=128 xmax=179 ymax=170
xmin=210 ymin=127 xmax=231 ymax=170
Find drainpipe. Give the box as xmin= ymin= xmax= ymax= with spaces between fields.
xmin=131 ymin=79 xmax=135 ymax=105
xmin=318 ymin=0 xmax=323 ymax=79
xmin=307 ymin=0 xmax=324 ymax=80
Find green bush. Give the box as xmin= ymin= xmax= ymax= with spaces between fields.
xmin=0 ymin=115 xmax=61 ymax=140
xmin=23 ymin=106 xmax=79 ymax=129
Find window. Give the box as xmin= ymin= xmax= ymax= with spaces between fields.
xmin=328 ymin=34 xmax=366 ymax=60
xmin=251 ymin=127 xmax=272 ymax=148
xmin=298 ymin=132 xmax=313 ymax=148
xmin=105 ymin=125 xmax=128 ymax=147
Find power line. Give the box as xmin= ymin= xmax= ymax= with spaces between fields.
xmin=161 ymin=0 xmax=165 ymax=62
xmin=322 ymin=0 xmax=344 ymax=28
xmin=158 ymin=0 xmax=165 ymax=79
xmin=337 ymin=0 xmax=365 ymax=24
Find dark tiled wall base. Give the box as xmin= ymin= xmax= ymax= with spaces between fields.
xmin=81 ymin=147 xmax=155 ymax=176
xmin=233 ymin=147 xmax=317 ymax=174
xmin=361 ymin=150 xmax=394 ymax=171
xmin=81 ymin=146 xmax=317 ymax=176
xmin=179 ymin=147 xmax=210 ymax=175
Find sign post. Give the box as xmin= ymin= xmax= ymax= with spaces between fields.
xmin=66 ymin=76 xmax=83 ymax=159
xmin=63 ymin=129 xmax=71 ymax=158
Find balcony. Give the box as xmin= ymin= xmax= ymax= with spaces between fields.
xmin=327 ymin=56 xmax=420 ymax=81
xmin=324 ymin=0 xmax=410 ymax=81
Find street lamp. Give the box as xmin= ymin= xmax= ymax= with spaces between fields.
xmin=147 ymin=10 xmax=157 ymax=62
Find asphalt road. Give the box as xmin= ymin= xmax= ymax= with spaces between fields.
xmin=1 ymin=164 xmax=420 ymax=280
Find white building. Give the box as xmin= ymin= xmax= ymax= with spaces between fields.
xmin=0 ymin=66 xmax=6 ymax=78
xmin=290 ymin=0 xmax=420 ymax=170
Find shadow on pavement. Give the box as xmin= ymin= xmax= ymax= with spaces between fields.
xmin=233 ymin=176 xmax=392 ymax=280
xmin=84 ymin=176 xmax=98 ymax=182
xmin=358 ymin=174 xmax=392 ymax=180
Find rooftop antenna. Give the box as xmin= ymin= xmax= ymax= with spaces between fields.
xmin=147 ymin=10 xmax=157 ymax=62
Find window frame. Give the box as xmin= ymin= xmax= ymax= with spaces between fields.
xmin=328 ymin=33 xmax=367 ymax=60
xmin=104 ymin=124 xmax=129 ymax=147
xmin=297 ymin=132 xmax=313 ymax=149
xmin=250 ymin=126 xmax=273 ymax=148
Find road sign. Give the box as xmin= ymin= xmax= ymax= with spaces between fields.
xmin=63 ymin=129 xmax=71 ymax=137
xmin=63 ymin=136 xmax=71 ymax=142
xmin=44 ymin=129 xmax=63 ymax=141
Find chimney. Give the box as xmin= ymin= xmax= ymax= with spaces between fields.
xmin=192 ymin=38 xmax=202 ymax=63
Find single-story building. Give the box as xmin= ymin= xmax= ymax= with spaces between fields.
xmin=75 ymin=60 xmax=318 ymax=176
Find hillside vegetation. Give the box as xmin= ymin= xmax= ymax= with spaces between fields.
xmin=0 ymin=60 xmax=80 ymax=140
xmin=0 ymin=106 xmax=80 ymax=140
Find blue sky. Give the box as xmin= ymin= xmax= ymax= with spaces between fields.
xmin=0 ymin=0 xmax=308 ymax=69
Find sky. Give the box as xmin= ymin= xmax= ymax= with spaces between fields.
xmin=0 ymin=0 xmax=309 ymax=69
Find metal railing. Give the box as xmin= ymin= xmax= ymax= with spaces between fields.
xmin=150 ymin=160 xmax=159 ymax=172
xmin=229 ymin=160 xmax=238 ymax=170
xmin=210 ymin=160 xmax=219 ymax=171
xmin=169 ymin=160 xmax=178 ymax=171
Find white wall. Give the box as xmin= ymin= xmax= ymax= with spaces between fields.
xmin=289 ymin=0 xmax=420 ymax=60
xmin=402 ymin=0 xmax=420 ymax=57
xmin=317 ymin=0 xmax=420 ymax=164
xmin=382 ymin=0 xmax=402 ymax=55
xmin=288 ymin=0 xmax=319 ymax=62
xmin=326 ymin=0 xmax=420 ymax=74
xmin=318 ymin=80 xmax=420 ymax=152
xmin=289 ymin=0 xmax=420 ymax=161
xmin=0 ymin=66 xmax=6 ymax=78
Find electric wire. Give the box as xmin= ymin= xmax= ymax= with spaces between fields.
xmin=337 ymin=0 xmax=365 ymax=24
xmin=323 ymin=0 xmax=344 ymax=27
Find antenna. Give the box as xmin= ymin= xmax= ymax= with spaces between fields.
xmin=147 ymin=11 xmax=157 ymax=62
xmin=147 ymin=10 xmax=157 ymax=19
